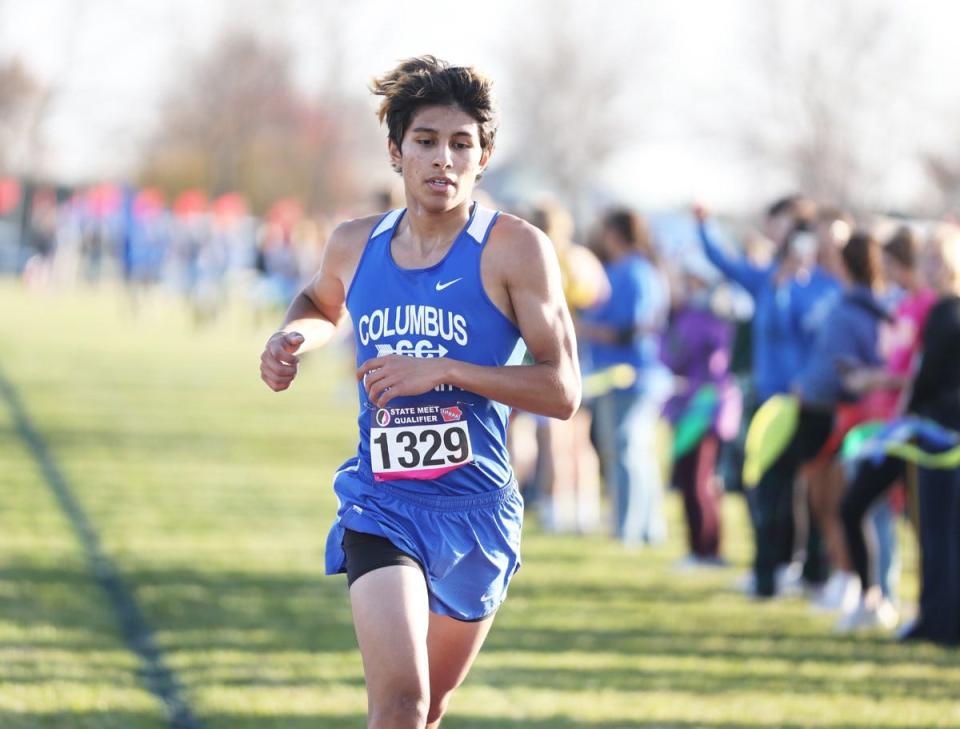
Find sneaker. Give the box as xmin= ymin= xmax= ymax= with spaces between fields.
xmin=835 ymin=599 xmax=899 ymax=633
xmin=733 ymin=571 xmax=755 ymax=594
xmin=811 ymin=572 xmax=844 ymax=611
xmin=734 ymin=563 xmax=800 ymax=599
xmin=673 ymin=555 xmax=704 ymax=572
xmin=674 ymin=555 xmax=731 ymax=572
xmin=775 ymin=561 xmax=805 ymax=597
xmin=812 ymin=572 xmax=861 ymax=613
xmin=697 ymin=555 xmax=731 ymax=568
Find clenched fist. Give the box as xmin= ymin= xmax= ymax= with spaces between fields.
xmin=260 ymin=331 xmax=305 ymax=391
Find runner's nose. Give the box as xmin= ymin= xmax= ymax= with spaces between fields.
xmin=433 ymin=143 xmax=453 ymax=169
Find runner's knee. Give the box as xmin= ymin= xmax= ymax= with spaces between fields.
xmin=427 ymin=691 xmax=451 ymax=725
xmin=369 ymin=680 xmax=429 ymax=729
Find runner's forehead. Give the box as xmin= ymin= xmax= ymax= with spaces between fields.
xmin=407 ymin=106 xmax=480 ymax=138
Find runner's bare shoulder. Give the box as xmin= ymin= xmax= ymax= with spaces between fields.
xmin=322 ymin=214 xmax=384 ymax=289
xmin=480 ymin=213 xmax=561 ymax=327
xmin=484 ymin=212 xmax=554 ymax=272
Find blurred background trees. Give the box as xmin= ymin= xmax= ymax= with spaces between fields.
xmin=136 ymin=28 xmax=370 ymax=215
xmin=0 ymin=59 xmax=41 ymax=174
xmin=740 ymin=0 xmax=911 ymax=213
xmin=497 ymin=0 xmax=647 ymax=219
xmin=0 ymin=0 xmax=959 ymax=219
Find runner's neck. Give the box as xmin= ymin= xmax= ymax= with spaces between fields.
xmin=396 ymin=200 xmax=473 ymax=262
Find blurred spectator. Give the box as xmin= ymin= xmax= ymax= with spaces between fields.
xmin=695 ymin=197 xmax=837 ymax=597
xmin=252 ymin=219 xmax=302 ymax=320
xmin=580 ymin=207 xmax=671 ymax=545
xmin=21 ymin=186 xmax=58 ymax=287
xmin=527 ymin=197 xmax=609 ymax=533
xmin=790 ymin=232 xmax=890 ymax=610
xmin=900 ymin=224 xmax=960 ymax=646
xmin=662 ymin=252 xmax=741 ymax=565
xmin=836 ymin=227 xmax=936 ymax=631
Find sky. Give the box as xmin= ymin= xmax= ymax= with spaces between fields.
xmin=2 ymin=0 xmax=959 ymax=214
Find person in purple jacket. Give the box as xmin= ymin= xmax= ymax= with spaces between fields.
xmin=662 ymin=255 xmax=742 ymax=565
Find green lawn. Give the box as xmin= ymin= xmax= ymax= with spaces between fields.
xmin=0 ymin=281 xmax=957 ymax=728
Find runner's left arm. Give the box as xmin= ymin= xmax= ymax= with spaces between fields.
xmin=358 ymin=220 xmax=582 ymax=419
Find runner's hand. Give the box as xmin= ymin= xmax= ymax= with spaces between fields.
xmin=260 ymin=332 xmax=304 ymax=391
xmin=692 ymin=203 xmax=709 ymax=223
xmin=358 ymin=355 xmax=448 ymax=408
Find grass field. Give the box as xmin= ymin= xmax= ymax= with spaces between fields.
xmin=1 ymin=281 xmax=958 ymax=729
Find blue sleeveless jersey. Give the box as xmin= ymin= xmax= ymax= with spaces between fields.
xmin=339 ymin=202 xmax=526 ymax=496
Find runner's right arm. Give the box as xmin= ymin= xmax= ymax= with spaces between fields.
xmin=259 ymin=218 xmax=372 ymax=392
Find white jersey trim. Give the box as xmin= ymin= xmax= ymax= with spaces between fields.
xmin=371 ymin=208 xmax=404 ymax=239
xmin=467 ymin=204 xmax=497 ymax=244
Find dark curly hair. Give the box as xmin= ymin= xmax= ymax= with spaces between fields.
xmin=371 ymin=56 xmax=498 ymax=160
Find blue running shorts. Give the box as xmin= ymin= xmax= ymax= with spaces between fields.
xmin=325 ymin=467 xmax=523 ymax=621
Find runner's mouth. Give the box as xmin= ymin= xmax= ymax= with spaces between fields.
xmin=426 ymin=177 xmax=455 ymax=192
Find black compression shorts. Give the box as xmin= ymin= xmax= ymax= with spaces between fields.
xmin=341 ymin=528 xmax=423 ymax=587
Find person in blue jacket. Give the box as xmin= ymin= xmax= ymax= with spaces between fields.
xmin=693 ymin=199 xmax=843 ymax=597
xmin=693 ymin=199 xmax=830 ymax=404
xmin=579 ymin=208 xmax=672 ymax=545
xmin=789 ymin=231 xmax=890 ymax=603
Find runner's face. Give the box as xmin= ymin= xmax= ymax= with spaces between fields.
xmin=389 ymin=105 xmax=491 ymax=212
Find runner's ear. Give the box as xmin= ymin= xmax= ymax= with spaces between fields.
xmin=388 ymin=138 xmax=403 ymax=174
xmin=477 ymin=146 xmax=493 ymax=179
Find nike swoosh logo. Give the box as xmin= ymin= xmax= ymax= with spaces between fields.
xmin=435 ymin=277 xmax=463 ymax=291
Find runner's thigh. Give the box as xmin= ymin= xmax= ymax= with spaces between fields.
xmin=350 ymin=564 xmax=432 ymax=698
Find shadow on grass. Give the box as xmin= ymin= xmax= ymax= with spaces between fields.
xmin=0 ymin=710 xmax=167 ymax=729
xmin=0 ymin=563 xmax=358 ymax=653
xmin=0 ymin=562 xmax=129 ymax=649
xmin=487 ymin=622 xmax=960 ymax=668
xmin=0 ymin=711 xmax=943 ymax=729
xmin=5 ymin=560 xmax=956 ymax=661
xmin=444 ymin=720 xmax=947 ymax=729
xmin=4 ymin=562 xmax=957 ymax=709
xmin=468 ymin=660 xmax=960 ymax=702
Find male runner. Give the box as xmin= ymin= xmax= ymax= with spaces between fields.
xmin=259 ymin=56 xmax=580 ymax=729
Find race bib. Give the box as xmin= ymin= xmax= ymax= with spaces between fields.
xmin=370 ymin=404 xmax=473 ymax=481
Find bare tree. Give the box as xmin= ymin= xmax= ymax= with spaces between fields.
xmin=924 ymin=151 xmax=960 ymax=215
xmin=138 ymin=27 xmax=366 ymax=213
xmin=498 ymin=0 xmax=658 ymax=219
xmin=742 ymin=0 xmax=911 ymax=211
xmin=0 ymin=59 xmax=41 ymax=173
xmin=0 ymin=0 xmax=92 ymax=177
